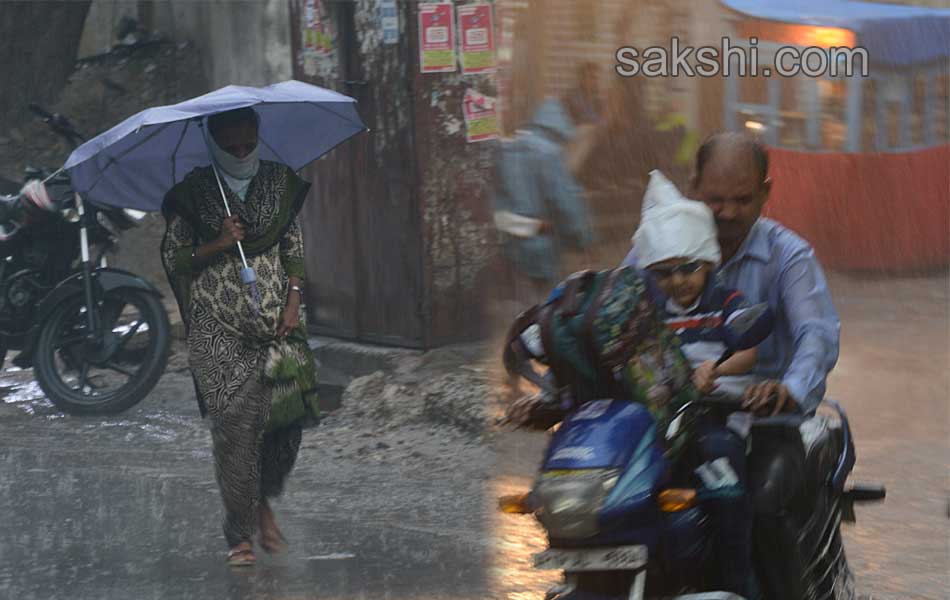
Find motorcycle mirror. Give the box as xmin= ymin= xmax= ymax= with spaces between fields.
xmin=722 ymin=302 xmax=774 ymax=352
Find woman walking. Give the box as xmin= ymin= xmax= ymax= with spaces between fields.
xmin=160 ymin=107 xmax=319 ymax=566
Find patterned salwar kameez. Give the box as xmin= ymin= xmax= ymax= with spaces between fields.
xmin=160 ymin=161 xmax=319 ymax=548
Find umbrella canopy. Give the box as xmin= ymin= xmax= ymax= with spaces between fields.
xmin=64 ymin=80 xmax=367 ymax=211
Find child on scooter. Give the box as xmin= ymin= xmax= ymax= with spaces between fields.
xmin=632 ymin=169 xmax=763 ymax=599
xmin=632 ymin=170 xmax=760 ymax=399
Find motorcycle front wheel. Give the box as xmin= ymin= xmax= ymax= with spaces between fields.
xmin=34 ymin=287 xmax=170 ymax=415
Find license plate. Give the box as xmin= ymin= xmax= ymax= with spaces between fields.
xmin=532 ymin=545 xmax=647 ymax=571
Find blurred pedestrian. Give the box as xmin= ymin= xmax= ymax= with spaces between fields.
xmin=492 ymin=89 xmax=597 ymax=313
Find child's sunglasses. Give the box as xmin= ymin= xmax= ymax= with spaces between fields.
xmin=649 ymin=260 xmax=705 ymax=279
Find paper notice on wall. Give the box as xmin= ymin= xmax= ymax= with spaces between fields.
xmin=463 ymin=89 xmax=499 ymax=143
xmin=381 ymin=0 xmax=399 ymax=45
xmin=458 ymin=4 xmax=496 ymax=74
xmin=302 ymin=0 xmax=331 ymax=55
xmin=419 ymin=2 xmax=456 ymax=73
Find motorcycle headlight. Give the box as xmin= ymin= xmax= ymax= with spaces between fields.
xmin=534 ymin=469 xmax=621 ymax=540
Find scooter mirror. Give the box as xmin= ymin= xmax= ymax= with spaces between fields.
xmin=722 ymin=302 xmax=774 ymax=351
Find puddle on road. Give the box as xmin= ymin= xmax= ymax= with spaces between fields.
xmin=0 ymin=369 xmax=203 ymax=447
xmin=490 ymin=475 xmax=558 ymax=599
xmin=303 ymin=553 xmax=357 ymax=561
xmin=0 ymin=375 xmax=56 ymax=416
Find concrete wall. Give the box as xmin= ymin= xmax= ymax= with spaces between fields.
xmin=79 ymin=0 xmax=293 ymax=89
xmin=78 ymin=0 xmax=139 ymax=57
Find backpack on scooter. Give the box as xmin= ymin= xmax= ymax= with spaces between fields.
xmin=503 ymin=266 xmax=697 ymax=454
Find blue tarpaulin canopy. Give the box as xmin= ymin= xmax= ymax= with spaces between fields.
xmin=719 ymin=0 xmax=950 ymax=67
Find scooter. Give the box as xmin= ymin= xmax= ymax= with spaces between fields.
xmin=501 ymin=302 xmax=885 ymax=599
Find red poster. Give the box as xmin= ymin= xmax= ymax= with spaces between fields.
xmin=463 ymin=89 xmax=499 ymax=143
xmin=419 ymin=3 xmax=456 ymax=73
xmin=458 ymin=4 xmax=495 ymax=74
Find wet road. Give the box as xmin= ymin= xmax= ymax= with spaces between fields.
xmin=827 ymin=275 xmax=949 ymax=600
xmin=0 ymin=274 xmax=947 ymax=599
xmin=0 ymin=351 xmax=494 ymax=599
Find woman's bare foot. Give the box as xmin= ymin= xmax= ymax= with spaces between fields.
xmin=227 ymin=541 xmax=256 ymax=566
xmin=258 ymin=501 xmax=288 ymax=554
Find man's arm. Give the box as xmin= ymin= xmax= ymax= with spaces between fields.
xmin=779 ymin=247 xmax=840 ymax=413
xmin=746 ymin=246 xmax=840 ymax=415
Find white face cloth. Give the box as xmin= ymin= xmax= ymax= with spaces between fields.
xmin=632 ymin=170 xmax=721 ymax=268
xmin=205 ymin=126 xmax=260 ymax=200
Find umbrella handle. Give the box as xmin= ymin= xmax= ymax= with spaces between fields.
xmin=209 ymin=163 xmax=250 ymax=270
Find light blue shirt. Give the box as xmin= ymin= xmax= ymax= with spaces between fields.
xmin=622 ymin=218 xmax=840 ymax=414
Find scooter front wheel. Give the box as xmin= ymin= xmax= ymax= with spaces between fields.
xmin=34 ymin=287 xmax=170 ymax=415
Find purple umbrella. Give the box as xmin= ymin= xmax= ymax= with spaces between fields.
xmin=63 ymin=80 xmax=367 ymax=313
xmin=64 ymin=80 xmax=367 ymax=211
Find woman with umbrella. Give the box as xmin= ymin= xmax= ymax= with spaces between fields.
xmin=161 ymin=106 xmax=317 ymax=566
xmin=64 ymin=81 xmax=367 ymax=566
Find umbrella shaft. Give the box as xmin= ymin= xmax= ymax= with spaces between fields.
xmin=210 ymin=163 xmax=250 ymax=269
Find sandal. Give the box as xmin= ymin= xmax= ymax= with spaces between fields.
xmin=227 ymin=543 xmax=257 ymax=566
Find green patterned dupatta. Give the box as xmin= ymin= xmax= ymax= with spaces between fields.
xmin=262 ymin=327 xmax=321 ymax=432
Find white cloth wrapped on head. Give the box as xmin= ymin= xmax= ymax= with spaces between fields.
xmin=632 ymin=170 xmax=721 ymax=268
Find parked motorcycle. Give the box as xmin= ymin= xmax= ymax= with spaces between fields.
xmin=501 ymin=301 xmax=885 ymax=599
xmin=0 ymin=104 xmax=170 ymax=415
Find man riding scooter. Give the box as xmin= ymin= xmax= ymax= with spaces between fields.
xmin=622 ymin=132 xmax=842 ymax=598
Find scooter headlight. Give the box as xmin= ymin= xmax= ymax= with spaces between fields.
xmin=534 ymin=469 xmax=621 ymax=540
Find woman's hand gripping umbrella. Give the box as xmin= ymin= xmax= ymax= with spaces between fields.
xmin=208 ymin=163 xmax=261 ymax=315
